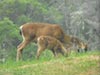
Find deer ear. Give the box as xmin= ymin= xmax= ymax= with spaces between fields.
xmin=40 ymin=36 xmax=45 ymax=41
xmin=38 ymin=36 xmax=44 ymax=41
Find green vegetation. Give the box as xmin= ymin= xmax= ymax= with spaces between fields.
xmin=0 ymin=0 xmax=63 ymax=61
xmin=0 ymin=0 xmax=99 ymax=74
xmin=0 ymin=51 xmax=100 ymax=75
xmin=0 ymin=0 xmax=99 ymax=63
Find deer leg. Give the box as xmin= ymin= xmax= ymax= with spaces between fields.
xmin=36 ymin=47 xmax=45 ymax=59
xmin=16 ymin=40 xmax=30 ymax=61
xmin=17 ymin=42 xmax=23 ymax=49
xmin=52 ymin=50 xmax=58 ymax=57
xmin=84 ymin=47 xmax=88 ymax=52
xmin=65 ymin=43 xmax=72 ymax=55
xmin=61 ymin=46 xmax=69 ymax=57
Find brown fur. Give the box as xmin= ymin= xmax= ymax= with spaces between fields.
xmin=61 ymin=35 xmax=88 ymax=52
xmin=17 ymin=22 xmax=87 ymax=61
xmin=17 ymin=23 xmax=66 ymax=61
xmin=36 ymin=36 xmax=68 ymax=59
xmin=70 ymin=36 xmax=88 ymax=52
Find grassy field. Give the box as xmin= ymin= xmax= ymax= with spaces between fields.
xmin=0 ymin=50 xmax=100 ymax=75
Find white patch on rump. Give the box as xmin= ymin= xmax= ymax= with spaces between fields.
xmin=20 ymin=25 xmax=23 ymax=30
xmin=20 ymin=25 xmax=25 ymax=42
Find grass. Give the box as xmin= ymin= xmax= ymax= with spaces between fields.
xmin=0 ymin=50 xmax=100 ymax=75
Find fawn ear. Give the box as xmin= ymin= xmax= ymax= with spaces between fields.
xmin=39 ymin=36 xmax=45 ymax=41
xmin=41 ymin=37 xmax=44 ymax=40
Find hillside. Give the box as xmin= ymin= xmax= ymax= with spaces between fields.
xmin=0 ymin=51 xmax=100 ymax=75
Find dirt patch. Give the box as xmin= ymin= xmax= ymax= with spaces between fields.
xmin=89 ymin=55 xmax=100 ymax=60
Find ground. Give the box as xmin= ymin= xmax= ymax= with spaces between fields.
xmin=0 ymin=50 xmax=100 ymax=75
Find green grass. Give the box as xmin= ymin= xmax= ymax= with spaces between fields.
xmin=0 ymin=50 xmax=100 ymax=75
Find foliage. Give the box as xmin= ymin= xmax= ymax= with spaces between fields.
xmin=0 ymin=18 xmax=19 ymax=61
xmin=0 ymin=0 xmax=99 ymax=63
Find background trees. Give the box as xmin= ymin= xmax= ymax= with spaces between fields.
xmin=0 ymin=0 xmax=99 ymax=62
